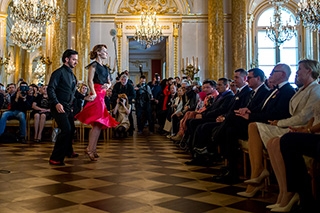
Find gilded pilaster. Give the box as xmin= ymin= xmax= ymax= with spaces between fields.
xmin=208 ymin=0 xmax=224 ymax=80
xmin=51 ymin=0 xmax=68 ymax=73
xmin=116 ymin=23 xmax=122 ymax=74
xmin=23 ymin=50 xmax=30 ymax=82
xmin=0 ymin=13 xmax=7 ymax=84
xmin=14 ymin=46 xmax=21 ymax=82
xmin=75 ymin=0 xmax=91 ymax=81
xmin=173 ymin=23 xmax=179 ymax=77
xmin=313 ymin=31 xmax=319 ymax=61
xmin=232 ymin=0 xmax=247 ymax=71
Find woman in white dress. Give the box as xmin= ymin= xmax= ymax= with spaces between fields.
xmin=237 ymin=60 xmax=320 ymax=209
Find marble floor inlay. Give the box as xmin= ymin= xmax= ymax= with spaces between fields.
xmin=0 ymin=132 xmax=278 ymax=213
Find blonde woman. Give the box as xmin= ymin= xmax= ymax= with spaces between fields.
xmin=113 ymin=93 xmax=131 ymax=138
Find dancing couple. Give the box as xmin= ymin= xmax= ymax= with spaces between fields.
xmin=48 ymin=45 xmax=118 ymax=165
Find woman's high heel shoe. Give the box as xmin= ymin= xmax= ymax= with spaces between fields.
xmin=244 ymin=169 xmax=270 ymax=185
xmin=236 ymin=183 xmax=265 ymax=198
xmin=266 ymin=203 xmax=280 ymax=209
xmin=271 ymin=193 xmax=300 ymax=212
xmin=84 ymin=151 xmax=97 ymax=161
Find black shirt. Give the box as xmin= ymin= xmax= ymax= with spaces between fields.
xmin=48 ymin=64 xmax=84 ymax=110
xmin=111 ymin=82 xmax=136 ymax=107
xmin=10 ymin=93 xmax=33 ymax=113
xmin=87 ymin=61 xmax=110 ymax=85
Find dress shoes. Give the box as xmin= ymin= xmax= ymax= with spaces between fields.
xmin=67 ymin=152 xmax=79 ymax=158
xmin=271 ymin=193 xmax=300 ymax=212
xmin=49 ymin=160 xmax=65 ymax=166
xmin=236 ymin=183 xmax=265 ymax=198
xmin=19 ymin=137 xmax=27 ymax=144
xmin=212 ymin=168 xmax=239 ymax=184
xmin=244 ymin=169 xmax=270 ymax=185
xmin=171 ymin=134 xmax=182 ymax=142
xmin=266 ymin=204 xmax=280 ymax=209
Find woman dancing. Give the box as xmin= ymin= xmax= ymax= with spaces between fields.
xmin=76 ymin=44 xmax=119 ymax=161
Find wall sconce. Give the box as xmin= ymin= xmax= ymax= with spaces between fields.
xmin=181 ymin=56 xmax=200 ymax=80
xmin=40 ymin=55 xmax=52 ymax=65
xmin=0 ymin=53 xmax=10 ymax=67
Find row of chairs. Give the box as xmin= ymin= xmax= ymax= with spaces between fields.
xmin=0 ymin=109 xmax=112 ymax=142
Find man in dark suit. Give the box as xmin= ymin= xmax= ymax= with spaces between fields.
xmin=185 ymin=69 xmax=251 ymax=163
xmin=209 ymin=65 xmax=295 ymax=183
xmin=48 ymin=49 xmax=91 ymax=166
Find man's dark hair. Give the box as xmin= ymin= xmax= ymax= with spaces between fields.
xmin=140 ymin=75 xmax=146 ymax=79
xmin=62 ymin=49 xmax=78 ymax=63
xmin=7 ymin=83 xmax=16 ymax=88
xmin=168 ymin=77 xmax=174 ymax=81
xmin=155 ymin=73 xmax=160 ymax=78
xmin=19 ymin=81 xmax=28 ymax=86
xmin=30 ymin=83 xmax=39 ymax=90
xmin=175 ymin=76 xmax=180 ymax=80
xmin=116 ymin=76 xmax=120 ymax=81
xmin=249 ymin=68 xmax=265 ymax=82
xmin=234 ymin=68 xmax=248 ymax=76
xmin=218 ymin=77 xmax=229 ymax=85
xmin=203 ymin=80 xmax=217 ymax=88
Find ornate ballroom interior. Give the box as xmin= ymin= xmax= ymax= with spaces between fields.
xmin=0 ymin=0 xmax=317 ymax=86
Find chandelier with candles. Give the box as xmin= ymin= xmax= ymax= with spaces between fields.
xmin=297 ymin=0 xmax=320 ymax=31
xmin=266 ymin=0 xmax=296 ymax=46
xmin=134 ymin=0 xmax=163 ymax=48
xmin=10 ymin=0 xmax=59 ymax=52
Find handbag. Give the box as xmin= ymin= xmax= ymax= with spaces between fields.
xmin=163 ymin=119 xmax=172 ymax=132
xmin=51 ymin=128 xmax=61 ymax=143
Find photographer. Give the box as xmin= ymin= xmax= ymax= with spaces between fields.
xmin=113 ymin=94 xmax=131 ymax=138
xmin=0 ymin=82 xmax=33 ymax=143
xmin=135 ymin=75 xmax=154 ymax=133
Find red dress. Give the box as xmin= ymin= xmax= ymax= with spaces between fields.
xmin=75 ymin=62 xmax=119 ymax=129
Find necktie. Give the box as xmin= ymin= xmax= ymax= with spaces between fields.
xmin=246 ymin=90 xmax=255 ymax=107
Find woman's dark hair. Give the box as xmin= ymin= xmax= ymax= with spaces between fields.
xmin=160 ymin=79 xmax=168 ymax=90
xmin=90 ymin=44 xmax=107 ymax=60
xmin=62 ymin=49 xmax=78 ymax=63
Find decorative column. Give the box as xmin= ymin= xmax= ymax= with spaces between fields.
xmin=14 ymin=46 xmax=22 ymax=83
xmin=173 ymin=22 xmax=179 ymax=77
xmin=51 ymin=0 xmax=68 ymax=75
xmin=0 ymin=13 xmax=7 ymax=84
xmin=313 ymin=31 xmax=319 ymax=61
xmin=208 ymin=0 xmax=224 ymax=80
xmin=116 ymin=23 xmax=123 ymax=74
xmin=232 ymin=0 xmax=247 ymax=71
xmin=75 ymin=0 xmax=91 ymax=81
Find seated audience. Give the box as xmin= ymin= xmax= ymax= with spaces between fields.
xmin=0 ymin=83 xmax=5 ymax=109
xmin=171 ymin=80 xmax=217 ymax=141
xmin=113 ymin=94 xmax=131 ymax=138
xmin=31 ymin=85 xmax=51 ymax=142
xmin=73 ymin=84 xmax=89 ymax=116
xmin=104 ymin=88 xmax=112 ymax=111
xmin=3 ymin=83 xmax=16 ymax=109
xmin=238 ymin=60 xmax=320 ymax=207
xmin=0 ymin=82 xmax=33 ymax=143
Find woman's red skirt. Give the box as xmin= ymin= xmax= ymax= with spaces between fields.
xmin=75 ymin=84 xmax=119 ymax=129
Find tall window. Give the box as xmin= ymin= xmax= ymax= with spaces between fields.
xmin=256 ymin=7 xmax=298 ymax=83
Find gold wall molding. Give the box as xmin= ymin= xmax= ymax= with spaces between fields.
xmin=173 ymin=22 xmax=179 ymax=77
xmin=125 ymin=25 xmax=170 ymax=30
xmin=232 ymin=0 xmax=247 ymax=71
xmin=208 ymin=0 xmax=224 ymax=80
xmin=75 ymin=0 xmax=91 ymax=81
xmin=52 ymin=0 xmax=68 ymax=75
xmin=117 ymin=23 xmax=123 ymax=74
xmin=118 ymin=0 xmax=178 ymax=14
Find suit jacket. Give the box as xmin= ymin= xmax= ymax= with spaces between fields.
xmin=201 ymin=90 xmax=234 ymax=120
xmin=224 ymin=85 xmax=252 ymax=118
xmin=278 ymin=81 xmax=320 ymax=127
xmin=111 ymin=82 xmax=136 ymax=107
xmin=247 ymin=84 xmax=270 ymax=111
xmin=249 ymin=82 xmax=295 ymax=123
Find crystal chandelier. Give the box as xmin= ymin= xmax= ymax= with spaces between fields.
xmin=266 ymin=0 xmax=296 ymax=46
xmin=10 ymin=21 xmax=43 ymax=52
xmin=10 ymin=0 xmax=59 ymax=52
xmin=297 ymin=0 xmax=320 ymax=31
xmin=134 ymin=1 xmax=163 ymax=48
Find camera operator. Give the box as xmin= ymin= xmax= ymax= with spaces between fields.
xmin=0 ymin=82 xmax=33 ymax=143
xmin=113 ymin=94 xmax=131 ymax=138
xmin=148 ymin=73 xmax=162 ymax=125
xmin=135 ymin=75 xmax=154 ymax=134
